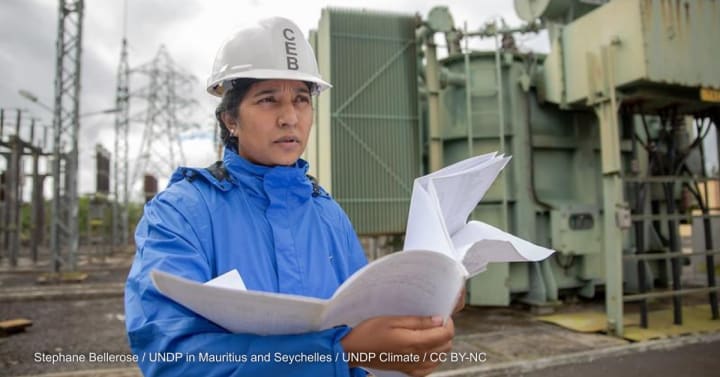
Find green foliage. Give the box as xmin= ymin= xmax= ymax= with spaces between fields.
xmin=16 ymin=196 xmax=145 ymax=245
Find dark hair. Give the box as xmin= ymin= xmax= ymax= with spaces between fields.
xmin=215 ymin=79 xmax=316 ymax=149
xmin=215 ymin=79 xmax=259 ymax=149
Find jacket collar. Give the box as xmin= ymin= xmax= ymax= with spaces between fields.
xmin=222 ymin=147 xmax=313 ymax=203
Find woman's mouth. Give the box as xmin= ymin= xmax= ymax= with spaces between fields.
xmin=273 ymin=136 xmax=300 ymax=144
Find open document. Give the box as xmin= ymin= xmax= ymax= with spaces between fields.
xmin=152 ymin=152 xmax=554 ymax=335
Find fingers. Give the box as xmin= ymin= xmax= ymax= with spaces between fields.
xmin=387 ymin=315 xmax=444 ymax=330
xmin=414 ymin=324 xmax=453 ymax=349
xmin=454 ymin=287 xmax=466 ymax=314
xmin=405 ymin=317 xmax=454 ymax=354
xmin=410 ymin=320 xmax=455 ymax=377
xmin=445 ymin=316 xmax=455 ymax=333
xmin=386 ymin=316 xmax=452 ymax=352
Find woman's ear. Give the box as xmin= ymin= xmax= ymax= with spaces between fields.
xmin=221 ymin=112 xmax=237 ymax=135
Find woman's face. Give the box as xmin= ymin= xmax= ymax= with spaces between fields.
xmin=224 ymin=79 xmax=313 ymax=166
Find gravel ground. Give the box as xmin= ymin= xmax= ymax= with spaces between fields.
xmin=1 ymin=298 xmax=134 ymax=376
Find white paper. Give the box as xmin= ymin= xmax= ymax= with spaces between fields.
xmin=454 ymin=221 xmax=555 ymax=264
xmin=204 ymin=269 xmax=246 ymax=290
xmin=404 ymin=153 xmax=554 ymax=275
xmin=404 ymin=152 xmax=503 ymax=258
xmin=430 ymin=157 xmax=510 ymax=238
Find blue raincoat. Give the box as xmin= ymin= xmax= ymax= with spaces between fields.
xmin=125 ymin=147 xmax=368 ymax=376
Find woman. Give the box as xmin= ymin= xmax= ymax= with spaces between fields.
xmin=125 ymin=17 xmax=458 ymax=377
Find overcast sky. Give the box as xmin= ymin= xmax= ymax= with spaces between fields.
xmin=2 ymin=0 xmax=546 ymax=198
xmin=1 ymin=0 xmax=715 ymax=200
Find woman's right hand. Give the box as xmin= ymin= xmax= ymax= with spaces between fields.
xmin=340 ymin=316 xmax=454 ymax=377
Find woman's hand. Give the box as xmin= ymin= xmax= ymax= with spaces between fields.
xmin=453 ymin=287 xmax=466 ymax=314
xmin=340 ymin=316 xmax=454 ymax=377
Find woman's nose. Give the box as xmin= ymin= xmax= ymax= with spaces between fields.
xmin=277 ymin=101 xmax=298 ymax=127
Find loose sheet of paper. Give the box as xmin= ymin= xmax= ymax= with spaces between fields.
xmin=204 ymin=269 xmax=246 ymax=290
xmin=403 ymin=153 xmax=555 ymax=272
xmin=404 ymin=153 xmax=501 ymax=258
xmin=430 ymin=157 xmax=510 ymax=250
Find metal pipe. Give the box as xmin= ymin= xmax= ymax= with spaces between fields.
xmin=623 ymin=249 xmax=720 ymax=261
xmin=663 ymin=181 xmax=683 ymax=325
xmin=417 ymin=76 xmax=425 ymax=177
xmin=631 ymin=213 xmax=720 ymax=221
xmin=425 ymin=34 xmax=443 ymax=172
xmin=8 ymin=135 xmax=21 ymax=267
xmin=15 ymin=109 xmax=21 ymax=137
xmin=526 ymin=86 xmax=553 ymax=210
xmin=493 ymin=21 xmax=508 ymax=230
xmin=625 ymin=176 xmax=718 ymax=183
xmin=30 ymin=118 xmax=35 ymax=145
xmin=30 ymin=152 xmax=43 ymax=262
xmin=630 ymin=112 xmax=649 ymax=328
xmin=464 ymin=21 xmax=473 ymax=158
xmin=700 ymin=203 xmax=719 ymax=319
xmin=624 ymin=286 xmax=720 ymax=302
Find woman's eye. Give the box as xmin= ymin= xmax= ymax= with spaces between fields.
xmin=296 ymin=96 xmax=310 ymax=103
xmin=258 ymin=97 xmax=275 ymax=104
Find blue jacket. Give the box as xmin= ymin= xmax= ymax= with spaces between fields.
xmin=125 ymin=147 xmax=368 ymax=376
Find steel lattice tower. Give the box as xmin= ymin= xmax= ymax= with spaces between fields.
xmin=112 ymin=35 xmax=130 ymax=250
xmin=50 ymin=0 xmax=84 ymax=272
xmin=132 ymin=45 xmax=197 ymax=188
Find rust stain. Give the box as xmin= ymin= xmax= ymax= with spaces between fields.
xmin=661 ymin=0 xmax=670 ymax=29
xmin=684 ymin=1 xmax=690 ymax=25
xmin=659 ymin=0 xmax=676 ymax=40
xmin=675 ymin=0 xmax=684 ymax=37
xmin=641 ymin=0 xmax=653 ymax=32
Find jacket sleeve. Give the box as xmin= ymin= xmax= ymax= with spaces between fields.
xmin=340 ymin=208 xmax=369 ymax=275
xmin=124 ymin=186 xmax=365 ymax=377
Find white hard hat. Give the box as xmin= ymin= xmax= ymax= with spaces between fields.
xmin=206 ymin=17 xmax=331 ymax=97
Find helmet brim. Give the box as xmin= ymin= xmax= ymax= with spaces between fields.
xmin=207 ymin=69 xmax=331 ymax=97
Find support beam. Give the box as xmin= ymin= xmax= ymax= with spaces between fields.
xmin=589 ymin=44 xmax=628 ymax=336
